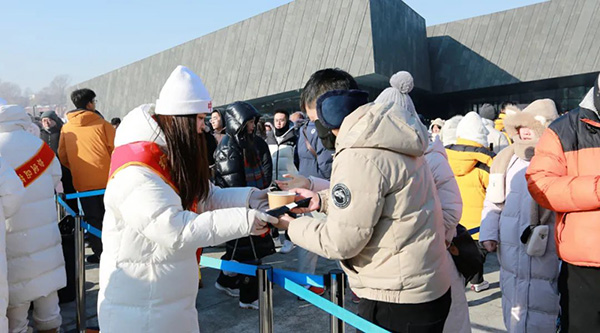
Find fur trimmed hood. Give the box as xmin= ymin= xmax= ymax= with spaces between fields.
xmin=504 ymin=99 xmax=558 ymax=139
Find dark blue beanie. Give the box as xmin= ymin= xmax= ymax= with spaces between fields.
xmin=316 ymin=90 xmax=369 ymax=129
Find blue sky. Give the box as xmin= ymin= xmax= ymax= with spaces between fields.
xmin=0 ymin=0 xmax=546 ymax=91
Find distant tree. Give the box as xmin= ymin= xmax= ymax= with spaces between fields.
xmin=35 ymin=75 xmax=71 ymax=106
xmin=0 ymin=80 xmax=28 ymax=106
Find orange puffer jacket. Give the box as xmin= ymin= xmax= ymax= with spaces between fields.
xmin=526 ymin=106 xmax=600 ymax=267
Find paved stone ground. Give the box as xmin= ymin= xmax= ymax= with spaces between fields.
xmin=59 ymin=246 xmax=505 ymax=332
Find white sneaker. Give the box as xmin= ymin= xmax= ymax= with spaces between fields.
xmin=471 ymin=281 xmax=490 ymax=293
xmin=215 ymin=281 xmax=240 ymax=297
xmin=239 ymin=300 xmax=259 ymax=310
xmin=279 ymin=240 xmax=295 ymax=254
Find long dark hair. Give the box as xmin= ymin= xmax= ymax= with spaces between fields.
xmin=156 ymin=114 xmax=210 ymax=210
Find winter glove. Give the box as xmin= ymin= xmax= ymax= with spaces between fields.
xmin=248 ymin=209 xmax=278 ymax=236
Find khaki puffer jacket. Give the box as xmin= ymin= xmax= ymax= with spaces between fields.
xmin=289 ymin=102 xmax=451 ymax=304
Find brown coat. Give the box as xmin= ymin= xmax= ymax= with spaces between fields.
xmin=58 ymin=110 xmax=115 ymax=191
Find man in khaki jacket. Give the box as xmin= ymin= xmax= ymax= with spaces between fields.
xmin=277 ymin=86 xmax=452 ymax=332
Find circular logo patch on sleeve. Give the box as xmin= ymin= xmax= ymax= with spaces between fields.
xmin=332 ymin=183 xmax=351 ymax=209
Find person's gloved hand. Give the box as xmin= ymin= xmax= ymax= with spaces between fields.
xmin=248 ymin=188 xmax=270 ymax=211
xmin=248 ymin=209 xmax=278 ymax=236
xmin=275 ymin=174 xmax=310 ymax=191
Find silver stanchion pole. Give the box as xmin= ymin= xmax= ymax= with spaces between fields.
xmin=330 ymin=269 xmax=346 ymax=333
xmin=257 ymin=265 xmax=274 ymax=333
xmin=74 ymin=215 xmax=86 ymax=333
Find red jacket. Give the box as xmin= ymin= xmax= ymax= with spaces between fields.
xmin=526 ymin=107 xmax=600 ymax=267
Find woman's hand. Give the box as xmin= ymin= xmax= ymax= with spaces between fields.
xmin=289 ymin=188 xmax=320 ymax=214
xmin=248 ymin=210 xmax=278 ymax=236
xmin=482 ymin=240 xmax=498 ymax=252
xmin=275 ymin=174 xmax=310 ymax=190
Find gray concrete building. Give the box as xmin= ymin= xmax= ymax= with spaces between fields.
xmin=69 ymin=0 xmax=600 ymax=120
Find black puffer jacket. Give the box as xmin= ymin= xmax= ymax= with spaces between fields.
xmin=214 ymin=102 xmax=273 ymax=188
xmin=213 ymin=101 xmax=275 ymax=261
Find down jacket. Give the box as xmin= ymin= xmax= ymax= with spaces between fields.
xmin=446 ymin=138 xmax=495 ymax=239
xmin=424 ymin=138 xmax=471 ymax=333
xmin=526 ymin=85 xmax=600 ymax=267
xmin=482 ymin=118 xmax=510 ymax=153
xmin=425 ymin=138 xmax=463 ymax=242
xmin=98 ymin=106 xmax=259 ymax=333
xmin=289 ymin=102 xmax=451 ymax=304
xmin=0 ymin=157 xmax=25 ymax=331
xmin=295 ymin=121 xmax=334 ymax=179
xmin=266 ymin=125 xmax=298 ymax=180
xmin=0 ymin=105 xmax=65 ymax=306
xmin=306 ymin=136 xmax=469 ymax=331
xmin=214 ymin=102 xmax=272 ymax=188
xmin=481 ymin=152 xmax=559 ymax=332
xmin=58 ymin=109 xmax=115 ymax=192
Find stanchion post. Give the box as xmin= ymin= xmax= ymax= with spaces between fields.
xmin=74 ymin=215 xmax=86 ymax=333
xmin=329 ymin=269 xmax=346 ymax=333
xmin=257 ymin=265 xmax=274 ymax=333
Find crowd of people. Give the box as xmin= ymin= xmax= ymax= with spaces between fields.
xmin=0 ymin=66 xmax=598 ymax=333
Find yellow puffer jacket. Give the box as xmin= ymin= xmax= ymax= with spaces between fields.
xmin=446 ymin=138 xmax=495 ymax=239
xmin=494 ymin=113 xmax=506 ymax=131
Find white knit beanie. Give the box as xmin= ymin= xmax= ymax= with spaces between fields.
xmin=374 ymin=71 xmax=416 ymax=115
xmin=456 ymin=111 xmax=489 ymax=147
xmin=155 ymin=65 xmax=212 ymax=115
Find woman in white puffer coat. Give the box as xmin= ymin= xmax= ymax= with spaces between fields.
xmin=0 ymin=105 xmax=65 ymax=333
xmin=0 ymin=157 xmax=25 ymax=333
xmin=98 ymin=66 xmax=275 ymax=333
xmin=479 ymin=99 xmax=560 ymax=333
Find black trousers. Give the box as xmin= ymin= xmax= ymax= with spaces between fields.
xmin=559 ymin=262 xmax=600 ymax=333
xmin=470 ymin=241 xmax=488 ymax=285
xmin=79 ymin=194 xmax=105 ymax=257
xmin=358 ymin=289 xmax=451 ymax=333
xmin=216 ymin=250 xmax=261 ymax=304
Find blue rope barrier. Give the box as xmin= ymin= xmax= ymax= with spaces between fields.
xmin=199 ymin=256 xmax=258 ymax=277
xmin=272 ymin=268 xmax=325 ymax=288
xmin=65 ymin=189 xmax=106 ymax=200
xmin=56 ymin=195 xmax=103 ymax=239
xmin=274 ymin=277 xmax=390 ymax=333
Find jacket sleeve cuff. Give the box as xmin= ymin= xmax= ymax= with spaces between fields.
xmin=318 ymin=189 xmax=329 ymax=214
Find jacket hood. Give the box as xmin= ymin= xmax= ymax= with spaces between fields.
xmin=114 ymin=104 xmax=166 ymax=147
xmin=66 ymin=109 xmax=104 ymax=126
xmin=336 ymin=102 xmax=429 ymax=157
xmin=0 ymin=104 xmax=32 ymax=133
xmin=504 ymin=99 xmax=558 ymax=139
xmin=447 ymin=138 xmax=493 ymax=176
xmin=456 ymin=112 xmax=489 ymax=147
xmin=223 ymin=101 xmax=260 ymax=138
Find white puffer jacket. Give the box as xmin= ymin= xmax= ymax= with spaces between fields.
xmin=0 ymin=157 xmax=25 ymax=331
xmin=0 ymin=105 xmax=65 ymax=306
xmin=98 ymin=106 xmax=258 ymax=333
xmin=482 ymin=118 xmax=510 ymax=153
xmin=480 ymin=155 xmax=559 ymax=332
xmin=424 ymin=138 xmax=463 ymax=242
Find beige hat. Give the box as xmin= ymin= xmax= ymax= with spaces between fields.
xmin=504 ymin=99 xmax=558 ymax=138
xmin=155 ymin=66 xmax=212 ymax=115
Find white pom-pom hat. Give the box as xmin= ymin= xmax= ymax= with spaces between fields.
xmin=155 ymin=65 xmax=213 ymax=115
